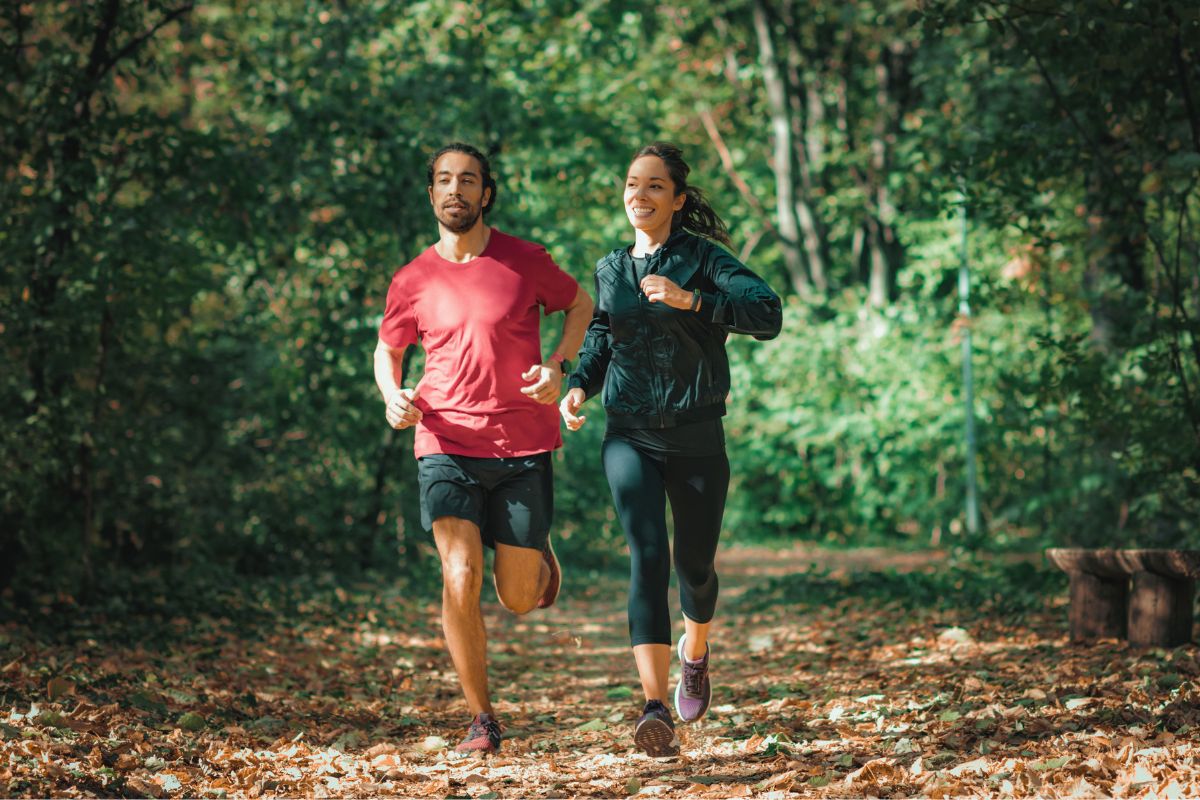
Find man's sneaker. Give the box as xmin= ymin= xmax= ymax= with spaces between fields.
xmin=536 ymin=538 xmax=561 ymax=609
xmin=634 ymin=700 xmax=680 ymax=757
xmin=674 ymin=635 xmax=712 ymax=723
xmin=455 ymin=712 xmax=502 ymax=754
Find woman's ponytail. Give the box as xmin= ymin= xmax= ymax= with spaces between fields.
xmin=679 ymin=185 xmax=731 ymax=247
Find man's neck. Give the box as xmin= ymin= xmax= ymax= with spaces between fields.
xmin=436 ymin=222 xmax=491 ymax=263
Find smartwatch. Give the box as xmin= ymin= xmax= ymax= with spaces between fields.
xmin=549 ymin=352 xmax=572 ymax=375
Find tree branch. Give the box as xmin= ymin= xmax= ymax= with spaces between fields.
xmin=95 ymin=3 xmax=195 ymax=86
xmin=697 ymin=107 xmax=777 ymax=237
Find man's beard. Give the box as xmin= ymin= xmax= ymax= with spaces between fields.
xmin=436 ymin=202 xmax=481 ymax=233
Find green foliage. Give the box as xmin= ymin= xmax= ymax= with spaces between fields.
xmin=1 ymin=0 xmax=1198 ymax=602
xmin=741 ymin=557 xmax=1065 ymax=615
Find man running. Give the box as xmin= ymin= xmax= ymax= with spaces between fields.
xmin=373 ymin=142 xmax=593 ymax=754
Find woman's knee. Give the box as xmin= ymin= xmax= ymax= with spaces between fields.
xmin=631 ymin=545 xmax=671 ymax=581
xmin=676 ymin=559 xmax=717 ymax=594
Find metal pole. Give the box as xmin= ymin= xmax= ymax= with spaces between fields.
xmin=958 ymin=190 xmax=981 ymax=538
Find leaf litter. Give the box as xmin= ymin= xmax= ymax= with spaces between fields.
xmin=2 ymin=545 xmax=1199 ymax=797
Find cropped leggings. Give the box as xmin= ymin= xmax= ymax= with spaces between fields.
xmin=601 ymin=437 xmax=730 ymax=646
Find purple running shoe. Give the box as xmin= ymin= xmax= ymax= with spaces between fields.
xmin=674 ymin=635 xmax=712 ymax=723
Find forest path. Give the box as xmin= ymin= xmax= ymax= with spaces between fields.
xmin=3 ymin=544 xmax=1198 ymax=797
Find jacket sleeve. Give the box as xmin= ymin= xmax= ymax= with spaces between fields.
xmin=696 ymin=244 xmax=783 ymax=340
xmin=566 ymin=273 xmax=612 ymax=400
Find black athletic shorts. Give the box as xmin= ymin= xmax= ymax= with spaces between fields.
xmin=416 ymin=452 xmax=554 ymax=550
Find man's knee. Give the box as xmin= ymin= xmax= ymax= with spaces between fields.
xmin=441 ymin=556 xmax=483 ymax=603
xmin=494 ymin=579 xmax=539 ymax=615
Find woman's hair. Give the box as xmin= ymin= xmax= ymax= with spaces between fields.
xmin=426 ymin=142 xmax=497 ymax=214
xmin=630 ymin=142 xmax=731 ymax=247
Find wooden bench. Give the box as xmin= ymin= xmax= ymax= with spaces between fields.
xmin=1045 ymin=548 xmax=1200 ymax=647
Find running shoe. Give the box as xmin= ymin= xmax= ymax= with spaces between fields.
xmin=455 ymin=712 xmax=502 ymax=754
xmin=536 ymin=538 xmax=561 ymax=609
xmin=674 ymin=634 xmax=712 ymax=722
xmin=634 ymin=700 xmax=680 ymax=757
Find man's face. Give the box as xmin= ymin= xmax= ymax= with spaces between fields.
xmin=428 ymin=151 xmax=491 ymax=233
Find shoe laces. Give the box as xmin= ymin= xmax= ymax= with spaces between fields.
xmin=682 ymin=655 xmax=707 ymax=696
xmin=469 ymin=714 xmax=501 ymax=740
xmin=643 ymin=699 xmax=668 ymax=715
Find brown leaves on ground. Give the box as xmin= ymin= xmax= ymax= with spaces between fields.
xmin=3 ymin=545 xmax=1199 ymax=798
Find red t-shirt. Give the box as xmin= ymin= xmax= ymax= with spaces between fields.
xmin=379 ymin=229 xmax=579 ymax=459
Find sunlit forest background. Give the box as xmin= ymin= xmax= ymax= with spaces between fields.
xmin=3 ymin=0 xmax=1198 ymax=601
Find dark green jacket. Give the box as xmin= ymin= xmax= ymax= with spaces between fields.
xmin=567 ymin=230 xmax=782 ymax=429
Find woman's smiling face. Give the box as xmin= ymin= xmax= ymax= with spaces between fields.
xmin=624 ymin=155 xmax=686 ymax=239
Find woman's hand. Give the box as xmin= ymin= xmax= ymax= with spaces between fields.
xmin=560 ymin=387 xmax=587 ymax=431
xmin=639 ymin=275 xmax=693 ymax=310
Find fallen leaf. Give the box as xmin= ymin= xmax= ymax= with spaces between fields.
xmin=177 ymin=712 xmax=206 ymax=731
xmin=47 ymin=676 xmax=75 ymax=701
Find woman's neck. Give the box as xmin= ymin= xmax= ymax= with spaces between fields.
xmin=631 ymin=224 xmax=672 ymax=258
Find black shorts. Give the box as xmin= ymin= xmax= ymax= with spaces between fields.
xmin=416 ymin=452 xmax=554 ymax=550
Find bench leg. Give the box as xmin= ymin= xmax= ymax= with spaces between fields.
xmin=1067 ymin=571 xmax=1128 ymax=641
xmin=1128 ymin=572 xmax=1195 ymax=648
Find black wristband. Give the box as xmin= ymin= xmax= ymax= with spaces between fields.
xmin=689 ymin=289 xmax=701 ymax=312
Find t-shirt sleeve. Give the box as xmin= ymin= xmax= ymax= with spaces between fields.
xmin=378 ymin=272 xmax=419 ymax=349
xmin=532 ymin=246 xmax=580 ymax=314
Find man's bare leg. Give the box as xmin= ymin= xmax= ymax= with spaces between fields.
xmin=493 ymin=542 xmax=549 ymax=615
xmin=432 ymin=516 xmax=491 ymax=715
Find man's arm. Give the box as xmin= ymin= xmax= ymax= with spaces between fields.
xmin=374 ymin=340 xmax=422 ymax=429
xmin=520 ymin=285 xmax=595 ymax=404
xmin=546 ymin=284 xmax=594 ymax=365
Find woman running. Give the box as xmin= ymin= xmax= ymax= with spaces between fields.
xmin=560 ymin=142 xmax=782 ymax=756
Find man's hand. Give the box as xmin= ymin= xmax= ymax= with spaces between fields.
xmin=385 ymin=386 xmax=423 ymax=429
xmin=560 ymin=388 xmax=587 ymax=431
xmin=520 ymin=363 xmax=562 ymax=404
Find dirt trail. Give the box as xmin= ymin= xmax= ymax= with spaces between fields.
xmin=3 ymin=544 xmax=1198 ymax=798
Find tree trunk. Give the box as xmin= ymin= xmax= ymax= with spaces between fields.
xmin=1083 ymin=157 xmax=1146 ymax=351
xmin=863 ymin=42 xmax=910 ymax=306
xmin=779 ymin=2 xmax=830 ymax=294
xmin=752 ymin=0 xmax=810 ymax=296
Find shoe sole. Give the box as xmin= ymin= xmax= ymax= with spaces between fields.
xmin=675 ymin=635 xmax=712 ymax=723
xmin=634 ymin=718 xmax=680 ymax=757
xmin=454 ymin=740 xmax=500 ymax=755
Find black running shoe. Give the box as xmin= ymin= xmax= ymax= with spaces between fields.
xmin=634 ymin=700 xmax=680 ymax=757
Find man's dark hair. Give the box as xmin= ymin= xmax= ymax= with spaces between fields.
xmin=426 ymin=142 xmax=497 ymax=215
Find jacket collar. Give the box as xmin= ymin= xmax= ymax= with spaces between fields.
xmin=602 ymin=229 xmax=701 ymax=286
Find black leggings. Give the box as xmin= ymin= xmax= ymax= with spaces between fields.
xmin=602 ymin=437 xmax=730 ymax=646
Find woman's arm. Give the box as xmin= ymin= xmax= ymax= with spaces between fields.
xmin=699 ymin=244 xmax=783 ymax=340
